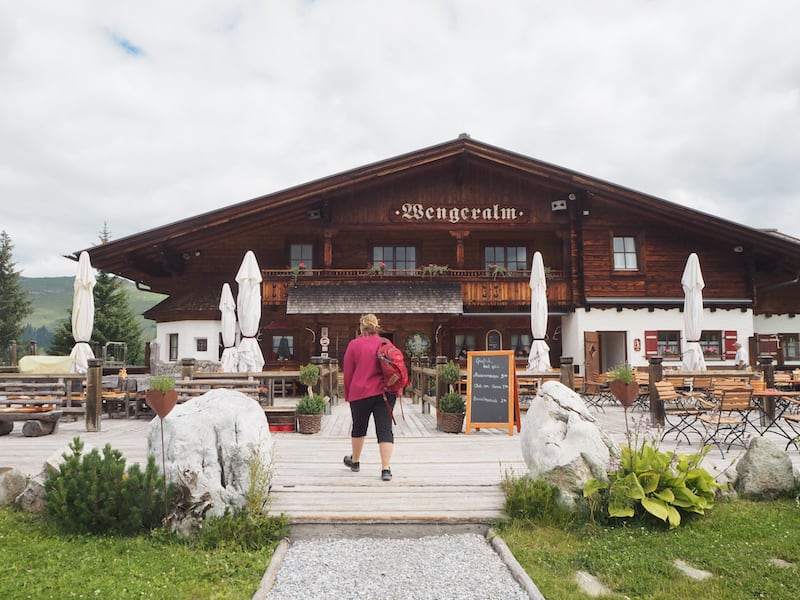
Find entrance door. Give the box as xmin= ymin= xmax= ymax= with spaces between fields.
xmin=584 ymin=331 xmax=600 ymax=381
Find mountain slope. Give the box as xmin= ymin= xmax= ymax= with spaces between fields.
xmin=21 ymin=276 xmax=166 ymax=339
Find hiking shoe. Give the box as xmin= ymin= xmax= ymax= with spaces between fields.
xmin=343 ymin=455 xmax=360 ymax=472
xmin=381 ymin=468 xmax=392 ymax=481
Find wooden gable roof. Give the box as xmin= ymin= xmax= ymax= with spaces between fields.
xmin=72 ymin=134 xmax=800 ymax=297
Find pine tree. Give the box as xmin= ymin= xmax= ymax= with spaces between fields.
xmin=0 ymin=231 xmax=33 ymax=353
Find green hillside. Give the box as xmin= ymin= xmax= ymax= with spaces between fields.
xmin=21 ymin=277 xmax=166 ymax=342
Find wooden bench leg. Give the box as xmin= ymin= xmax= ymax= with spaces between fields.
xmin=22 ymin=420 xmax=58 ymax=437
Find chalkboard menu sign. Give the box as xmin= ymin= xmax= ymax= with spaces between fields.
xmin=465 ymin=351 xmax=520 ymax=435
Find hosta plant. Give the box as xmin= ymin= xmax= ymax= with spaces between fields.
xmin=583 ymin=420 xmax=720 ymax=529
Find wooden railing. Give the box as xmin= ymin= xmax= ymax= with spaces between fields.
xmin=261 ymin=268 xmax=569 ymax=306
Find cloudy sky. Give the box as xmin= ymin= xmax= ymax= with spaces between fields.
xmin=2 ymin=1 xmax=799 ymax=278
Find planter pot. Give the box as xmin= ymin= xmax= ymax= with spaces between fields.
xmin=297 ymin=413 xmax=322 ymax=434
xmin=145 ymin=389 xmax=178 ymax=419
xmin=608 ymin=380 xmax=639 ymax=409
xmin=441 ymin=411 xmax=465 ymax=434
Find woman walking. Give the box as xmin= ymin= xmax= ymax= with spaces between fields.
xmin=342 ymin=313 xmax=395 ymax=481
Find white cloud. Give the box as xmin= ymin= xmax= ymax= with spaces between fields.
xmin=2 ymin=0 xmax=799 ymax=276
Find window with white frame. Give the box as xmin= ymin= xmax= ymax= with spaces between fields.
xmin=612 ymin=236 xmax=638 ymax=271
xmin=658 ymin=331 xmax=681 ymax=357
xmin=510 ymin=333 xmax=532 ymax=359
xmin=699 ymin=331 xmax=722 ymax=358
xmin=780 ymin=333 xmax=800 ymax=360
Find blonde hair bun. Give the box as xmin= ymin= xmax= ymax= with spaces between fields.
xmin=360 ymin=313 xmax=380 ymax=334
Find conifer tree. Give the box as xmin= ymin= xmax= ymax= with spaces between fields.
xmin=0 ymin=231 xmax=33 ymax=352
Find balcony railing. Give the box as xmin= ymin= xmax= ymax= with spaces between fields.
xmin=261 ymin=268 xmax=569 ymax=306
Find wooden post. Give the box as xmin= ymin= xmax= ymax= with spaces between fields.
xmin=758 ymin=354 xmax=775 ymax=421
xmin=649 ymin=356 xmax=665 ymax=427
xmin=85 ymin=358 xmax=103 ymax=432
xmin=559 ymin=357 xmax=575 ymax=391
xmin=10 ymin=340 xmax=17 ymax=367
xmin=180 ymin=358 xmax=196 ymax=380
xmin=434 ymin=356 xmax=447 ymax=430
xmin=329 ymin=358 xmax=339 ymax=404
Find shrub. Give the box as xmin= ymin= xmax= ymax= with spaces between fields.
xmin=501 ymin=474 xmax=573 ymax=525
xmin=439 ymin=361 xmax=462 ymax=387
xmin=45 ymin=437 xmax=169 ymax=535
xmin=296 ymin=393 xmax=326 ymax=414
xmin=439 ymin=392 xmax=465 ymax=413
xmin=583 ymin=421 xmax=720 ymax=529
xmin=298 ymin=363 xmax=320 ymax=388
xmin=194 ymin=508 xmax=290 ymax=551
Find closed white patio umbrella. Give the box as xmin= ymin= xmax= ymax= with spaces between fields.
xmin=69 ymin=251 xmax=96 ymax=374
xmin=526 ymin=251 xmax=551 ymax=372
xmin=235 ymin=251 xmax=264 ymax=372
xmin=681 ymin=253 xmax=707 ymax=371
xmin=219 ymin=283 xmax=238 ymax=372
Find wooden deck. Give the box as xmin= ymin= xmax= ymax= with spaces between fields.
xmin=3 ymin=394 xmax=798 ymax=525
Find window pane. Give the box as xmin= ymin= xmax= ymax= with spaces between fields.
xmin=290 ymin=244 xmax=312 ymax=269
xmin=373 ymin=246 xmax=416 ymax=274
xmin=700 ymin=331 xmax=722 ymax=357
xmin=272 ymin=336 xmax=294 ymax=360
xmin=454 ymin=334 xmax=476 ymax=359
xmin=613 ymin=236 xmax=638 ymax=271
xmin=657 ymin=331 xmax=680 ymax=357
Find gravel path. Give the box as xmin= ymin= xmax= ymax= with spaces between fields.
xmin=259 ymin=532 xmax=538 ymax=599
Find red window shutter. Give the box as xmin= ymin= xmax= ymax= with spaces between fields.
xmin=723 ymin=330 xmax=739 ymax=359
xmin=644 ymin=330 xmax=658 ymax=357
xmin=756 ymin=334 xmax=780 ymax=360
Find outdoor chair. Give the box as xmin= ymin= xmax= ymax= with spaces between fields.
xmin=698 ymin=389 xmax=754 ymax=458
xmin=631 ymin=371 xmax=651 ymax=411
xmin=583 ymin=373 xmax=614 ymax=411
xmin=654 ymin=380 xmax=705 ymax=443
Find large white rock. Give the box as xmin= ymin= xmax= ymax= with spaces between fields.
xmin=735 ymin=437 xmax=794 ymax=500
xmin=147 ymin=389 xmax=272 ymax=522
xmin=520 ymin=381 xmax=619 ymax=503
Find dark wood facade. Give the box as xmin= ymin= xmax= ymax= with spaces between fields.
xmin=74 ymin=135 xmax=800 ymax=370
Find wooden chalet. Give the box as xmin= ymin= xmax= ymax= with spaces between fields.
xmin=72 ymin=135 xmax=800 ymax=375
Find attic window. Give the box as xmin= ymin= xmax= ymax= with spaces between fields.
xmin=612 ymin=236 xmax=638 ymax=271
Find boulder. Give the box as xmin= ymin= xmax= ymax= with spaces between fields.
xmin=520 ymin=381 xmax=619 ymax=504
xmin=147 ymin=389 xmax=272 ymax=532
xmin=15 ymin=474 xmax=47 ymax=514
xmin=0 ymin=467 xmax=27 ymax=506
xmin=734 ymin=437 xmax=794 ymax=500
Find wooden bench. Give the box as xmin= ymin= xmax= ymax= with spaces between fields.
xmin=0 ymin=381 xmax=66 ymax=409
xmin=0 ymin=408 xmax=63 ymax=437
xmin=174 ymin=379 xmax=261 ymax=403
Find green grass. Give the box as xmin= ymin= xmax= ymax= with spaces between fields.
xmin=500 ymin=498 xmax=800 ymax=599
xmin=0 ymin=507 xmax=278 ymax=599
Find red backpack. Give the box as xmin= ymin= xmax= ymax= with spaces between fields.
xmin=376 ymin=337 xmax=409 ymax=394
xmin=376 ymin=338 xmax=408 ymax=424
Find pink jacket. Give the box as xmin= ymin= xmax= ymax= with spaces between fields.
xmin=343 ymin=334 xmax=384 ymax=402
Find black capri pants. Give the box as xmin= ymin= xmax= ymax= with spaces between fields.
xmin=349 ymin=393 xmax=396 ymax=444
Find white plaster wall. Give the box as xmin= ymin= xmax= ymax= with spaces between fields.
xmin=561 ymin=308 xmax=754 ymax=374
xmin=753 ymin=314 xmax=800 ymax=335
xmin=154 ymin=320 xmax=222 ymax=363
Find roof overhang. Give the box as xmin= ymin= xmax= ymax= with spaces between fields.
xmin=286 ymin=283 xmax=463 ymax=315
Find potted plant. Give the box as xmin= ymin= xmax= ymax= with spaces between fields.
xmin=298 ymin=363 xmax=321 ymax=396
xmin=367 ymin=261 xmax=386 ymax=276
xmin=607 ymin=363 xmax=639 ymax=409
xmin=146 ymin=375 xmax=177 ymax=419
xmin=439 ymin=392 xmax=466 ymax=433
xmin=295 ymin=393 xmax=326 ymax=434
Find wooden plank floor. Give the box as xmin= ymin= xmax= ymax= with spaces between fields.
xmin=269 ymin=397 xmax=526 ymax=523
xmin=5 ymin=395 xmax=796 ymax=525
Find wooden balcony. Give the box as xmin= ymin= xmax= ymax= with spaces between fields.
xmin=261 ymin=268 xmax=570 ymax=307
